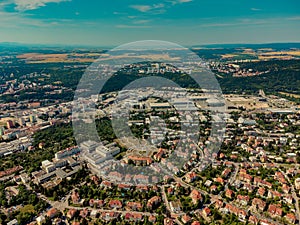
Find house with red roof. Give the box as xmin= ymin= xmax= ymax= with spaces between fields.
xmin=190 ymin=189 xmax=203 ymax=205
xmin=124 ymin=213 xmax=143 ymax=222
xmin=283 ymin=195 xmax=293 ymax=205
xmin=163 ymin=175 xmax=172 ymax=183
xmin=248 ymin=215 xmax=259 ymax=225
xmin=67 ymin=209 xmax=77 ymax=220
xmin=282 ymin=184 xmax=291 ymax=194
xmin=274 ymin=172 xmax=286 ymax=184
xmin=236 ymin=195 xmax=250 ymax=206
xmin=148 ymin=215 xmax=156 ymax=223
xmin=89 ymin=199 xmax=104 ymax=208
xmin=239 ymin=173 xmax=253 ymax=183
xmin=222 ymin=204 xmax=248 ymax=221
xmin=101 ymin=212 xmax=120 ymax=221
xmin=136 ymin=185 xmax=149 ymax=192
xmin=268 ymin=204 xmax=283 ymax=217
xmin=215 ymin=199 xmax=224 ymax=209
xmin=71 ymin=190 xmax=80 ymax=204
xmin=126 ymin=201 xmax=143 ymax=211
xmin=181 ymin=214 xmax=192 ymax=223
xmin=185 ymin=172 xmax=198 ymax=183
xmin=285 ymin=213 xmax=297 ymax=224
xmin=91 ymin=175 xmax=100 ymax=184
xmin=147 ymin=196 xmax=161 ymax=209
xmin=214 ymin=177 xmax=225 ymax=185
xmin=134 ymin=174 xmax=150 ymax=183
xmin=191 ymin=221 xmax=201 ymax=225
xmin=239 ymin=169 xmax=247 ymax=175
xmin=154 ymin=148 xmax=165 ymax=161
xmin=109 ymin=200 xmax=122 ymax=209
xmin=267 ymin=190 xmax=282 ymax=199
xmin=202 ymin=207 xmax=211 ymax=217
xmin=79 ymin=208 xmax=89 ymax=218
xmin=118 ymin=183 xmax=131 ymax=191
xmin=252 ymin=198 xmax=266 ymax=211
xmin=164 ymin=218 xmax=174 ymax=225
xmin=254 ymin=177 xmax=272 ymax=188
xmin=167 ymin=187 xmax=174 ymax=195
xmin=128 ymin=156 xmax=153 ymax=166
xmin=222 ymin=168 xmax=231 ymax=178
xmin=257 ymin=187 xmax=266 ymax=197
xmin=210 ymin=185 xmax=217 ymax=193
xmin=225 ymin=189 xmax=234 ymax=199
xmin=238 ymin=210 xmax=247 ymax=222
xmin=243 ymin=183 xmax=255 ymax=192
xmin=101 ymin=181 xmax=113 ymax=189
xmin=46 ymin=208 xmax=58 ymax=219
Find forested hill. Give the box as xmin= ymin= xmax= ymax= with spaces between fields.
xmin=218 ymin=60 xmax=300 ymax=97
xmin=0 ymin=57 xmax=299 ymax=103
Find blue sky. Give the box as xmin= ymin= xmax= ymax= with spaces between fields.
xmin=0 ymin=0 xmax=300 ymax=46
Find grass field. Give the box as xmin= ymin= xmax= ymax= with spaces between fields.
xmin=19 ymin=204 xmax=35 ymax=214
xmin=279 ymin=92 xmax=300 ymax=99
xmin=17 ymin=53 xmax=101 ymax=63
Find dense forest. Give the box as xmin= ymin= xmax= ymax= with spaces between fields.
xmin=218 ymin=60 xmax=300 ymax=97
xmin=100 ymin=59 xmax=300 ymax=99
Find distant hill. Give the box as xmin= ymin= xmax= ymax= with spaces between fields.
xmin=193 ymin=43 xmax=300 ymax=50
xmin=0 ymin=42 xmax=111 ymax=52
xmin=218 ymin=59 xmax=300 ymax=102
xmin=2 ymin=42 xmax=300 ymax=51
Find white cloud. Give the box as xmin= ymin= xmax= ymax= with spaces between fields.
xmin=168 ymin=0 xmax=192 ymax=5
xmin=0 ymin=8 xmax=75 ymax=29
xmin=127 ymin=15 xmax=137 ymax=19
xmin=132 ymin=19 xmax=152 ymax=24
xmin=178 ymin=0 xmax=192 ymax=2
xmin=113 ymin=11 xmax=127 ymax=15
xmin=130 ymin=5 xmax=152 ymax=12
xmin=130 ymin=4 xmax=165 ymax=13
xmin=199 ymin=19 xmax=269 ymax=28
xmin=0 ymin=11 xmax=49 ymax=28
xmin=250 ymin=8 xmax=261 ymax=11
xmin=200 ymin=22 xmax=239 ymax=27
xmin=0 ymin=0 xmax=74 ymax=28
xmin=129 ymin=1 xmax=191 ymax=14
xmin=286 ymin=16 xmax=300 ymax=21
xmin=13 ymin=0 xmax=71 ymax=11
xmin=115 ymin=24 xmax=151 ymax=29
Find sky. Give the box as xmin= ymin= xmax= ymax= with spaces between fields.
xmin=0 ymin=0 xmax=300 ymax=47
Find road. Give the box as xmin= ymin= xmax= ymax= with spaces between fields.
xmin=161 ymin=185 xmax=171 ymax=213
xmin=224 ymin=162 xmax=239 ymax=191
xmin=64 ymin=205 xmax=158 ymax=216
xmin=38 ymin=187 xmax=158 ymax=216
xmin=279 ymin=168 xmax=300 ymax=225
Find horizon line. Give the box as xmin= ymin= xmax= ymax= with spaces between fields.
xmin=1 ymin=41 xmax=300 ymax=49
